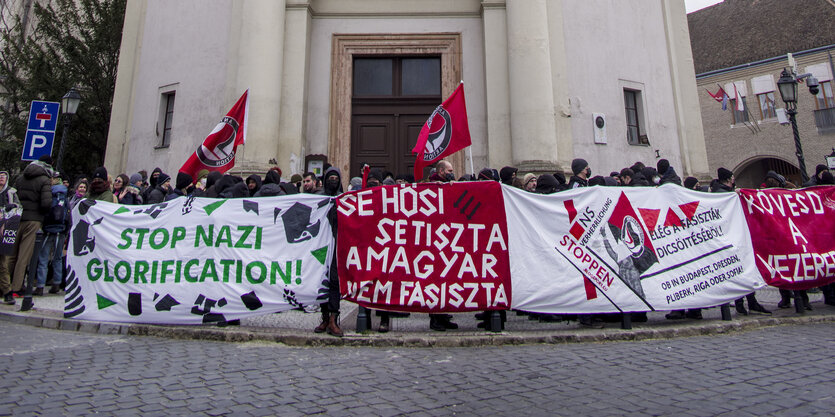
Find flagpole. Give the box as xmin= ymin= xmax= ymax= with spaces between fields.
xmin=467 ymin=147 xmax=475 ymax=178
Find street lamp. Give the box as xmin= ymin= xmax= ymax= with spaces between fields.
xmin=776 ymin=68 xmax=819 ymax=184
xmin=55 ymin=87 xmax=81 ymax=173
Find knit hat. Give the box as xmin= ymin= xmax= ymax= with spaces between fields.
xmin=478 ymin=168 xmax=496 ymax=181
xmin=588 ymin=176 xmax=606 ymax=186
xmin=92 ymin=166 xmax=108 ymax=181
xmin=499 ymin=166 xmax=518 ymax=184
xmin=522 ymin=173 xmax=536 ymax=186
xmin=553 ymin=172 xmax=567 ymax=185
xmin=290 ymin=174 xmax=303 ymax=184
xmin=129 ymin=173 xmax=143 ymax=185
xmin=156 ymin=172 xmax=171 ymax=186
xmin=571 ymin=158 xmax=588 ymax=175
xmin=717 ymin=167 xmax=733 ymax=182
xmin=683 ymin=176 xmax=699 ymax=190
xmin=176 ymin=172 xmax=193 ymax=190
xmin=765 ymin=170 xmax=786 ymax=187
xmin=657 ymin=159 xmax=670 ymax=175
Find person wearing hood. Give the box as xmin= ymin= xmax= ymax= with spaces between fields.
xmin=552 ymin=172 xmax=568 ymax=191
xmin=254 ymin=170 xmax=284 ymax=197
xmin=499 ymin=166 xmax=518 ymax=186
xmin=802 ymin=164 xmax=830 ymax=187
xmin=142 ymin=167 xmax=163 ymax=203
xmin=8 ymin=155 xmax=54 ymax=308
xmin=119 ymin=173 xmax=144 ymax=205
xmin=657 ymin=159 xmax=682 ymax=186
xmin=246 ymin=174 xmax=263 ymax=197
xmin=314 ymin=166 xmax=344 ymax=337
xmin=203 ymin=171 xmax=223 ymax=198
xmin=628 ymin=163 xmax=650 ymax=186
xmin=568 ymin=158 xmax=590 ymax=189
xmin=366 ymin=169 xmax=384 ymax=188
xmin=35 ymin=172 xmax=70 ymax=296
xmin=165 ymin=172 xmax=193 ymax=201
xmin=217 ymin=175 xmax=249 ymax=198
xmin=0 ymin=170 xmax=21 ymax=304
xmin=535 ymin=174 xmax=559 ymax=194
xmin=641 ymin=167 xmax=660 ymax=186
xmin=147 ymin=172 xmax=171 ymax=204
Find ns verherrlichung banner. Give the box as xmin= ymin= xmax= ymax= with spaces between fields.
xmin=65 ymin=194 xmax=334 ymax=324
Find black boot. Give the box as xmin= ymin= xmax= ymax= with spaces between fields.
xmin=665 ymin=310 xmax=686 ymax=320
xmin=777 ymin=289 xmax=792 ymax=309
xmin=20 ymin=298 xmax=33 ymax=312
xmin=735 ymin=299 xmax=748 ymax=315
xmin=378 ymin=313 xmax=390 ymax=333
xmin=314 ymin=311 xmax=329 ymax=333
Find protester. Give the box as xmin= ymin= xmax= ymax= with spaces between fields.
xmin=146 ymin=172 xmax=171 ymax=203
xmin=35 ymin=172 xmax=69 ymax=295
xmin=302 ymin=172 xmax=320 ymax=194
xmin=657 ymin=159 xmax=682 ymax=186
xmin=69 ymin=179 xmax=89 ymax=211
xmin=683 ymin=176 xmax=700 ymax=191
xmin=8 ymin=155 xmax=54 ymax=309
xmin=0 ymin=171 xmax=21 ymax=305
xmin=568 ymin=159 xmax=590 ymax=189
xmin=88 ymin=167 xmax=118 ymax=203
xmin=142 ymin=167 xmax=162 ymax=202
xmin=802 ymin=164 xmax=829 ymax=187
xmin=313 ymin=166 xmax=343 ymax=337
xmin=165 ymin=172 xmax=193 ymax=201
xmin=522 ymin=173 xmax=537 ymax=192
xmin=112 ymin=174 xmax=129 ymax=202
xmin=254 ymin=170 xmax=283 ymax=197
xmin=289 ymin=174 xmax=303 ymax=192
xmin=499 ymin=166 xmax=517 ymax=186
xmin=204 ymin=171 xmax=223 ymax=198
xmin=246 ymin=174 xmax=262 ymax=197
xmin=118 ymin=173 xmax=144 ymax=205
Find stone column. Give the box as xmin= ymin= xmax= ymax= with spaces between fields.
xmin=506 ymin=0 xmax=559 ymax=172
xmin=278 ymin=1 xmax=312 ymax=176
xmin=481 ymin=1 xmax=512 ymax=169
xmin=232 ymin=0 xmax=286 ymax=174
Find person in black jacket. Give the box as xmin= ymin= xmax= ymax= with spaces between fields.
xmin=313 ymin=167 xmax=344 ymax=337
xmin=146 ymin=172 xmax=171 ymax=204
xmin=568 ymin=158 xmax=590 ymax=189
xmin=657 ymin=159 xmax=682 ymax=186
xmin=0 ymin=171 xmax=21 ymax=304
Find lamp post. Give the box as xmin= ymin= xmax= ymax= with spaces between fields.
xmin=56 ymin=87 xmax=81 ymax=173
xmin=777 ymin=68 xmax=819 ymax=184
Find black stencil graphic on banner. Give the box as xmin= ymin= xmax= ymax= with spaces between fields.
xmin=63 ymin=268 xmax=86 ymax=318
xmin=153 ymin=293 xmax=180 ymax=311
xmin=282 ymin=203 xmax=320 ymax=243
xmin=283 ymin=288 xmax=302 ymax=309
xmin=191 ymin=294 xmax=228 ymax=323
xmin=241 ymin=291 xmax=263 ymax=311
xmin=242 ymin=200 xmax=259 ymax=215
xmin=127 ymin=293 xmax=142 ymax=316
xmin=77 ymin=199 xmax=96 ymax=215
xmin=317 ymin=198 xmax=330 ymax=209
xmin=182 ymin=196 xmax=196 ymax=215
xmin=133 ymin=203 xmax=168 ymax=219
xmin=71 ymin=217 xmax=103 ymax=256
xmin=273 ymin=208 xmax=282 ymax=224
xmin=453 ymin=190 xmax=481 ymax=220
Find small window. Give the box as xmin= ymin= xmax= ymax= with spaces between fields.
xmin=757 ymin=92 xmax=776 ymax=120
xmin=731 ymin=97 xmax=749 ymax=124
xmin=624 ymin=89 xmax=648 ymax=145
xmin=401 ymin=58 xmax=441 ymax=96
xmin=815 ymin=81 xmax=834 ymax=110
xmin=160 ymin=92 xmax=175 ymax=147
xmin=353 ymin=58 xmax=393 ymax=96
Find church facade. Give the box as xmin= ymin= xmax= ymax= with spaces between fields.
xmin=105 ymin=0 xmax=708 ymax=181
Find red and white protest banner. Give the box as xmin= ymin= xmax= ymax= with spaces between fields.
xmin=739 ymin=186 xmax=835 ymax=290
xmin=337 ymin=182 xmax=511 ymax=313
xmin=179 ymin=90 xmax=249 ymax=182
xmin=503 ymin=184 xmax=764 ymax=313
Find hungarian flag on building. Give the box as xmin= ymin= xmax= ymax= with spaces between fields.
xmin=412 ymin=83 xmax=472 ymax=180
xmin=179 ymin=90 xmax=249 ymax=181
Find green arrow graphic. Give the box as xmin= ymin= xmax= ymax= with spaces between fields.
xmin=311 ymin=246 xmax=328 ymax=265
xmin=96 ymin=294 xmax=117 ymax=310
xmin=113 ymin=206 xmax=130 ymax=215
xmin=203 ymin=200 xmax=226 ymax=216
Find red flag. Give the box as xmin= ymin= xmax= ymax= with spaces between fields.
xmin=705 ymin=86 xmax=726 ymax=102
xmin=412 ymin=83 xmax=472 ymax=181
xmin=179 ymin=90 xmax=249 ymax=181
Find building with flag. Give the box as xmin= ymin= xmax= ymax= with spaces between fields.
xmin=689 ymin=0 xmax=835 ymax=187
xmin=105 ymin=0 xmax=709 ymax=181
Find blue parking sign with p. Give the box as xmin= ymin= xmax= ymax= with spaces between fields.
xmin=22 ymin=100 xmax=60 ymax=161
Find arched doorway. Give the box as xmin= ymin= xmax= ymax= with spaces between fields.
xmin=734 ymin=157 xmax=802 ymax=189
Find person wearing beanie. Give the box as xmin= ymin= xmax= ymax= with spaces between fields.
xmin=657 ymin=159 xmax=682 ymax=186
xmin=683 ymin=176 xmax=700 ymax=190
xmin=588 ymin=175 xmax=606 ymax=186
xmin=366 ymin=168 xmax=384 ymax=187
xmin=163 ymin=172 xmax=193 ymax=201
xmin=86 ymin=167 xmax=117 ymax=203
xmin=147 ymin=172 xmax=171 ymax=204
xmin=568 ymin=158 xmax=590 ymax=189
xmin=499 ymin=166 xmax=518 ymax=186
xmin=118 ymin=173 xmax=145 ymax=205
xmin=290 ymin=173 xmax=303 ymax=191
xmin=802 ymin=164 xmax=830 ymax=187
xmin=522 ymin=173 xmax=537 ymax=192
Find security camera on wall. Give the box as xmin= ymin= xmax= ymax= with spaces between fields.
xmin=593 ymin=113 xmax=607 ymax=144
xmin=806 ymin=76 xmax=820 ymax=96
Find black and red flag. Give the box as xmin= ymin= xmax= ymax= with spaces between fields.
xmin=412 ymin=82 xmax=472 ymax=180
xmin=179 ymin=90 xmax=249 ymax=181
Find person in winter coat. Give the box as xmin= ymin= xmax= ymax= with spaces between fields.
xmin=165 ymin=172 xmax=193 ymax=201
xmin=141 ymin=167 xmax=163 ymax=203
xmin=0 ymin=170 xmax=21 ymax=304
xmin=499 ymin=166 xmax=518 ymax=186
xmin=87 ymin=167 xmax=118 ymax=203
xmin=568 ymin=158 xmax=590 ymax=189
xmin=217 ymin=176 xmax=249 ymax=198
xmin=522 ymin=173 xmax=537 ymax=192
xmin=146 ymin=173 xmax=171 ymax=204
xmin=801 ymin=164 xmax=829 ymax=187
xmin=35 ymin=173 xmax=69 ymax=295
xmin=246 ymin=174 xmax=263 ymax=197
xmin=203 ymin=171 xmax=224 ymax=198
xmin=119 ymin=173 xmax=144 ymax=205
xmin=69 ymin=179 xmax=89 ymax=211
xmin=112 ymin=174 xmax=129 ymax=202
xmin=253 ymin=170 xmax=283 ymax=197
xmin=712 ymin=167 xmax=771 ymax=315
xmin=314 ymin=166 xmax=344 ymax=337
xmin=657 ymin=159 xmax=682 ymax=186
xmin=8 ymin=155 xmax=54 ymax=308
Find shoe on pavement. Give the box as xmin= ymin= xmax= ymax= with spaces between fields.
xmin=777 ymin=300 xmax=791 ymax=309
xmin=48 ymin=285 xmax=60 ymax=294
xmin=748 ymin=304 xmax=772 ymax=315
xmin=685 ymin=310 xmax=703 ymax=320
xmin=20 ymin=298 xmax=33 ymax=311
xmin=3 ymin=293 xmax=14 ymax=305
xmin=33 ymin=287 xmax=43 ymax=296
xmin=665 ymin=310 xmax=686 ymax=320
xmin=735 ymin=300 xmax=748 ymax=315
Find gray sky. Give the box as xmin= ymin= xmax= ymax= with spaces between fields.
xmin=685 ymin=0 xmax=723 ymax=13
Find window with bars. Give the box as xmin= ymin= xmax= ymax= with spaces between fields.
xmin=159 ymin=92 xmax=175 ymax=148
xmin=815 ymin=81 xmax=834 ymax=110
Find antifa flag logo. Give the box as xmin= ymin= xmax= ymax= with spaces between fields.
xmin=422 ymin=106 xmax=452 ymax=161
xmin=607 ymin=192 xmax=658 ymax=274
xmin=196 ymin=116 xmax=239 ymax=168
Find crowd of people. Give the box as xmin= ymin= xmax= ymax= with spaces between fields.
xmin=1 ymin=154 xmax=833 ymax=335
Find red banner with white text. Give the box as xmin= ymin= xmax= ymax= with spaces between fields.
xmin=337 ymin=182 xmax=511 ymax=312
xmin=739 ymin=186 xmax=835 ymax=290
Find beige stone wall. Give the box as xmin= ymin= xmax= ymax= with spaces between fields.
xmin=697 ymin=50 xmax=834 ymax=187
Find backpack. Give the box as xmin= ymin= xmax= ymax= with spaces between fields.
xmin=43 ymin=186 xmax=69 ymax=233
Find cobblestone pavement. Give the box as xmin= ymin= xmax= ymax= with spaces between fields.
xmin=1 ymin=321 xmax=833 ymax=416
